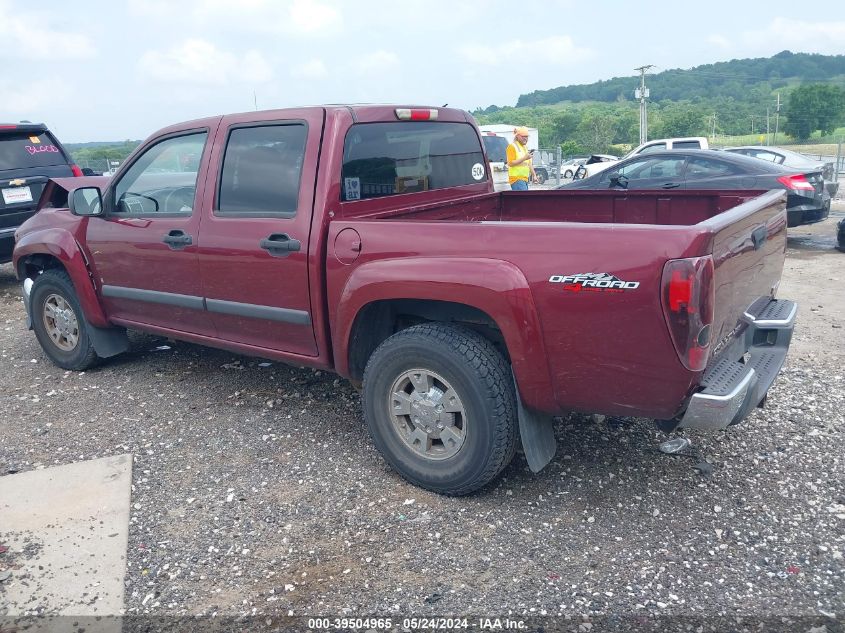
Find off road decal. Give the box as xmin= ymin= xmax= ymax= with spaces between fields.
xmin=549 ymin=272 xmax=640 ymax=293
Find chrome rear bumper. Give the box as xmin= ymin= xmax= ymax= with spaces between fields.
xmin=678 ymin=299 xmax=796 ymax=431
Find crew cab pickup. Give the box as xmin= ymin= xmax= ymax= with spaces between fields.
xmin=13 ymin=105 xmax=796 ymax=495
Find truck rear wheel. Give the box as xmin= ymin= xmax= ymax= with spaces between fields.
xmin=362 ymin=323 xmax=517 ymax=495
xmin=30 ymin=269 xmax=98 ymax=371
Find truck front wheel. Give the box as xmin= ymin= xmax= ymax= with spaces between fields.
xmin=30 ymin=269 xmax=98 ymax=371
xmin=362 ymin=323 xmax=517 ymax=495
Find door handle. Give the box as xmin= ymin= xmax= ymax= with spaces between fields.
xmin=751 ymin=226 xmax=768 ymax=250
xmin=260 ymin=233 xmax=301 ymax=258
xmin=162 ymin=229 xmax=192 ymax=250
xmin=661 ymin=182 xmax=681 ymax=189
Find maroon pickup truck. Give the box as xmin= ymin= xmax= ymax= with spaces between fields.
xmin=13 ymin=105 xmax=796 ymax=495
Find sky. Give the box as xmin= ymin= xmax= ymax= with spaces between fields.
xmin=2 ymin=0 xmax=844 ymax=143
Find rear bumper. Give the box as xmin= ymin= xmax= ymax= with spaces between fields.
xmin=787 ymin=193 xmax=830 ymax=227
xmin=678 ymin=299 xmax=796 ymax=431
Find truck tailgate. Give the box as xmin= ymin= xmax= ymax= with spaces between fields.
xmin=702 ymin=189 xmax=788 ymax=359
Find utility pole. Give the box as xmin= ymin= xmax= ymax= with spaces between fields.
xmin=773 ymin=93 xmax=781 ymax=146
xmin=766 ymin=107 xmax=770 ymax=146
xmin=634 ymin=65 xmax=654 ymax=145
xmin=711 ymin=112 xmax=717 ymax=140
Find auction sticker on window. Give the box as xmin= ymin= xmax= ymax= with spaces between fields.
xmin=471 ymin=163 xmax=485 ymax=180
xmin=2 ymin=186 xmax=33 ymax=205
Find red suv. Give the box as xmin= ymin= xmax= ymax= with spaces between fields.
xmin=0 ymin=123 xmax=82 ymax=263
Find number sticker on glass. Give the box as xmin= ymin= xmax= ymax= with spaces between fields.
xmin=471 ymin=163 xmax=485 ymax=181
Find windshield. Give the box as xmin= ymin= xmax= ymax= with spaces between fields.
xmin=0 ymin=131 xmax=68 ymax=171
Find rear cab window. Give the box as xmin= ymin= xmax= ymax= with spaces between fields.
xmin=672 ymin=140 xmax=704 ymax=150
xmin=0 ymin=131 xmax=69 ymax=170
xmin=341 ymin=122 xmax=486 ymax=201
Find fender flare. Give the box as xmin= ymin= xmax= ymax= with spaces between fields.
xmin=333 ymin=256 xmax=557 ymax=413
xmin=13 ymin=227 xmax=110 ymax=328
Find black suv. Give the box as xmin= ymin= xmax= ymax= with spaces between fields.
xmin=1 ymin=123 xmax=81 ymax=263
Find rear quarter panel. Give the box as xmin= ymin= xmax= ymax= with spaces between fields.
xmin=328 ymin=219 xmax=711 ymax=418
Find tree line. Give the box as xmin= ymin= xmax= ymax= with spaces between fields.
xmin=474 ymin=51 xmax=845 ymax=153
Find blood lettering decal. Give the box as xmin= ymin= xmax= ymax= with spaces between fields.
xmin=25 ymin=145 xmax=60 ymax=155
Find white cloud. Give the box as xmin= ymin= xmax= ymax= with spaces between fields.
xmin=713 ymin=18 xmax=845 ymax=56
xmin=460 ymin=36 xmax=593 ymax=67
xmin=289 ymin=0 xmax=342 ymax=34
xmin=0 ymin=1 xmax=95 ymax=60
xmin=150 ymin=0 xmax=343 ymax=36
xmin=707 ymin=35 xmax=731 ymax=50
xmin=138 ymin=40 xmax=273 ymax=85
xmin=354 ymin=51 xmax=400 ymax=74
xmin=291 ymin=59 xmax=329 ymax=79
xmin=1 ymin=78 xmax=73 ymax=113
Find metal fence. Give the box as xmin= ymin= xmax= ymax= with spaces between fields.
xmin=533 ymin=147 xmax=564 ymax=186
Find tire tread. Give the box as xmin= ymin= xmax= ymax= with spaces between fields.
xmin=363 ymin=323 xmax=517 ymax=496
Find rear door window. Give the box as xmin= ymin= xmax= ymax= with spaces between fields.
xmin=0 ymin=132 xmax=68 ymax=170
xmin=217 ymin=123 xmax=307 ymax=217
xmin=341 ymin=122 xmax=486 ymax=201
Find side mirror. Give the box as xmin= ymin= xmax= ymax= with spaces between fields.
xmin=69 ymin=187 xmax=104 ymax=217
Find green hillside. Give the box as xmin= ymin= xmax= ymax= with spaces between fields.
xmin=474 ymin=51 xmax=845 ymax=154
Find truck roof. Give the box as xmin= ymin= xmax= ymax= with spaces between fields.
xmin=145 ymin=105 xmax=475 ymax=142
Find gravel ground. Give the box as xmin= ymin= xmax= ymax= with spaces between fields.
xmin=0 ymin=213 xmax=843 ymax=623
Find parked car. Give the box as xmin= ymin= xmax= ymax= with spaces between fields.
xmin=532 ymin=162 xmax=551 ymax=184
xmin=561 ymin=149 xmax=830 ymax=227
xmin=560 ymin=158 xmax=587 ymax=178
xmin=572 ymin=154 xmax=619 ymax=179
xmin=574 ymin=138 xmax=710 ymax=180
xmin=837 ymin=218 xmax=845 ymax=252
xmin=0 ymin=122 xmax=82 ymax=262
xmin=628 ymin=136 xmax=709 ymax=156
xmin=723 ymin=145 xmax=839 ymax=199
xmin=13 ymin=105 xmax=796 ymax=495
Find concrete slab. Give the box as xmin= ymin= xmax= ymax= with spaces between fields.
xmin=0 ymin=454 xmax=132 ymax=621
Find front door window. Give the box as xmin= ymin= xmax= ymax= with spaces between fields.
xmin=113 ymin=132 xmax=208 ymax=215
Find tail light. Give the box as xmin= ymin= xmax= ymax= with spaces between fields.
xmin=71 ymin=164 xmax=84 ymax=177
xmin=661 ymin=255 xmax=715 ymax=371
xmin=776 ymin=174 xmax=814 ymax=191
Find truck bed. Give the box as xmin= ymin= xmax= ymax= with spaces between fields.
xmin=331 ymin=189 xmax=788 ymax=419
xmin=341 ymin=189 xmax=767 ymax=225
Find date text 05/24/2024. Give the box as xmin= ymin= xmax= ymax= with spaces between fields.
xmin=306 ymin=617 xmax=527 ymax=630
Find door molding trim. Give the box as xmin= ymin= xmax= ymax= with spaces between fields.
xmin=101 ymin=285 xmax=311 ymax=326
xmin=206 ymin=298 xmax=311 ymax=325
xmin=101 ymin=285 xmax=205 ymax=310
